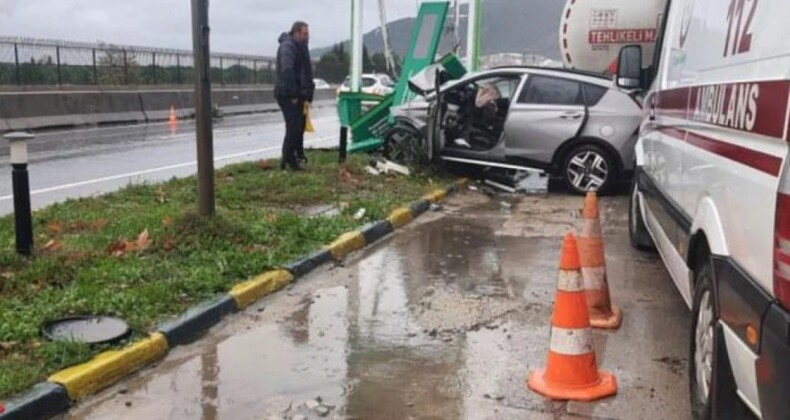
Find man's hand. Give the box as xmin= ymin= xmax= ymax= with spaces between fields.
xmin=291 ymin=98 xmax=298 ymax=105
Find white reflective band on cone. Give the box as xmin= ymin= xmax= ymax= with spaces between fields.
xmin=581 ymin=218 xmax=601 ymax=236
xmin=582 ymin=267 xmax=607 ymax=290
xmin=557 ymin=270 xmax=585 ymax=292
xmin=549 ymin=327 xmax=594 ymax=356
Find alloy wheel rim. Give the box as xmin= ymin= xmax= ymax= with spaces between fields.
xmin=567 ymin=151 xmax=609 ymax=192
xmin=695 ymin=290 xmax=714 ymax=404
xmin=388 ymin=130 xmax=415 ymax=162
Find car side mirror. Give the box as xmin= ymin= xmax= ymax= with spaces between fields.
xmin=617 ymin=45 xmax=643 ymax=89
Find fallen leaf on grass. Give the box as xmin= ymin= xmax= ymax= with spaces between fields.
xmin=162 ymin=216 xmax=173 ymax=227
xmin=27 ymin=341 xmax=42 ymax=350
xmin=257 ymin=159 xmax=274 ymax=170
xmin=68 ymin=220 xmax=91 ymax=231
xmin=339 ymin=166 xmax=359 ymax=184
xmin=0 ymin=341 xmax=18 ymax=357
xmin=338 ymin=202 xmax=350 ymax=211
xmin=46 ymin=221 xmax=63 ymax=235
xmin=0 ymin=341 xmax=17 ymax=351
xmin=42 ymin=239 xmax=62 ymax=253
xmin=265 ymin=214 xmax=278 ymax=223
xmin=154 ymin=187 xmax=168 ymax=204
xmin=93 ymin=218 xmax=108 ymax=231
xmin=136 ymin=229 xmax=151 ymax=250
xmin=162 ymin=235 xmax=177 ymax=252
xmin=108 ymin=229 xmax=151 ymax=257
xmin=243 ymin=244 xmax=269 ymax=254
xmin=108 ymin=241 xmax=128 ymax=257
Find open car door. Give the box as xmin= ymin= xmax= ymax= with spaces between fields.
xmin=425 ymin=68 xmax=448 ymax=163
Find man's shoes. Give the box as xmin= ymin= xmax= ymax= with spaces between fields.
xmin=282 ymin=160 xmax=305 ymax=171
xmin=299 ymin=155 xmax=309 ymax=165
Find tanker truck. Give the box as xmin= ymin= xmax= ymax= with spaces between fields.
xmin=559 ymin=0 xmax=667 ymax=74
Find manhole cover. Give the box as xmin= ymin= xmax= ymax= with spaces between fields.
xmin=42 ymin=316 xmax=131 ymax=345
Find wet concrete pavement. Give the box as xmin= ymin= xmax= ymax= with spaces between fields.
xmin=63 ymin=188 xmax=693 ymax=420
xmin=0 ymin=106 xmax=339 ymax=215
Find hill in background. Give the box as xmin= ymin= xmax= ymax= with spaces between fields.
xmin=312 ymin=0 xmax=566 ymax=60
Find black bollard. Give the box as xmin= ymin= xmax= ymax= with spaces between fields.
xmin=339 ymin=126 xmax=348 ymax=164
xmin=5 ymin=132 xmax=34 ymax=256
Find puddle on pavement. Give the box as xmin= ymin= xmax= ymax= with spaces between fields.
xmin=70 ymin=215 xmax=544 ymax=420
xmin=68 ymin=196 xmax=691 ymax=420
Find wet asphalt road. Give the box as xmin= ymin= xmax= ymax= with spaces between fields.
xmin=0 ymin=105 xmax=340 ymax=215
xmin=63 ymin=189 xmax=693 ymax=420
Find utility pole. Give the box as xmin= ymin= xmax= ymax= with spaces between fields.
xmin=351 ymin=0 xmax=363 ymax=92
xmin=466 ymin=0 xmax=482 ymax=71
xmin=453 ymin=0 xmax=461 ymax=53
xmin=191 ymin=0 xmax=215 ymax=216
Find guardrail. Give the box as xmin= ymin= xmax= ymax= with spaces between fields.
xmin=0 ymin=88 xmax=337 ymax=133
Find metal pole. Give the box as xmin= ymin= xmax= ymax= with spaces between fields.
xmin=453 ymin=0 xmax=461 ymax=53
xmin=14 ymin=43 xmax=20 ymax=86
xmin=466 ymin=0 xmax=481 ymax=71
xmin=192 ymin=0 xmax=215 ymax=216
xmin=152 ymin=52 xmax=157 ymax=84
xmin=237 ymin=59 xmax=242 ymax=85
xmin=56 ymin=46 xmax=62 ymax=86
xmin=219 ymin=57 xmax=224 ymax=85
xmin=92 ymin=49 xmax=98 ymax=85
xmin=351 ymin=0 xmax=363 ymax=92
xmin=5 ymin=133 xmax=34 ymax=256
xmin=123 ymin=50 xmax=129 ymax=85
xmin=253 ymin=60 xmax=258 ymax=84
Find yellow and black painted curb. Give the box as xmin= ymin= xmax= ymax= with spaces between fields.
xmin=0 ymin=178 xmax=468 ymax=420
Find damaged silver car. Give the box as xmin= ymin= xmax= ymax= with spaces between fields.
xmin=384 ymin=66 xmax=642 ymax=194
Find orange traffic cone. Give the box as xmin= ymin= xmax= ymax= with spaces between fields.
xmin=578 ymin=191 xmax=622 ymax=329
xmin=169 ymin=106 xmax=177 ymax=124
xmin=527 ymin=233 xmax=617 ymax=401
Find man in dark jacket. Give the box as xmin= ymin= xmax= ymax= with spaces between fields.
xmin=275 ymin=21 xmax=315 ymax=170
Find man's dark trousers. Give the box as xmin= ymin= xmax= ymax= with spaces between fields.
xmin=277 ymin=97 xmax=305 ymax=168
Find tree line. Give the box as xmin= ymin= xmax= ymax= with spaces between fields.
xmin=313 ymin=43 xmax=401 ymax=84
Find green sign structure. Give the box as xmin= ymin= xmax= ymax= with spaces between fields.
xmin=338 ymin=1 xmax=467 ymax=154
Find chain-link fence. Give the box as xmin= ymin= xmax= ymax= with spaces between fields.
xmin=0 ymin=36 xmax=277 ymax=87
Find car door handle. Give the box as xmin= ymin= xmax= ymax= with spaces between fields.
xmin=560 ymin=112 xmax=583 ymax=120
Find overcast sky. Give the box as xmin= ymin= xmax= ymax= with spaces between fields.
xmin=0 ymin=0 xmax=425 ymax=56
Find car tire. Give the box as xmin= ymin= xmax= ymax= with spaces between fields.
xmin=561 ymin=144 xmax=617 ymax=195
xmin=628 ymin=178 xmax=655 ymax=251
xmin=383 ymin=123 xmax=426 ymax=166
xmin=689 ymin=253 xmax=717 ymax=420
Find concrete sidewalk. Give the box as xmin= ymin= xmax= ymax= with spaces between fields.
xmin=64 ymin=189 xmax=692 ymax=420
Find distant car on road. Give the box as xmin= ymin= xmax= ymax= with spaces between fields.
xmin=385 ymin=66 xmax=642 ymax=194
xmin=313 ymin=78 xmax=332 ymax=90
xmin=337 ymin=74 xmax=396 ymax=97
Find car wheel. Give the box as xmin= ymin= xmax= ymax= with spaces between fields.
xmin=690 ymin=256 xmax=716 ymax=420
xmin=383 ymin=124 xmax=426 ymax=166
xmin=561 ymin=144 xmax=616 ymax=195
xmin=629 ymin=178 xmax=655 ymax=251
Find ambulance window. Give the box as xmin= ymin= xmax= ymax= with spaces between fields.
xmin=519 ymin=76 xmax=583 ymax=106
xmin=583 ymin=84 xmax=607 ymax=106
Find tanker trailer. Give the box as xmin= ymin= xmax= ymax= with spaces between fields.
xmin=559 ymin=0 xmax=667 ymax=74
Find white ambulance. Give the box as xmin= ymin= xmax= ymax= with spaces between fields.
xmin=618 ymin=0 xmax=790 ymax=418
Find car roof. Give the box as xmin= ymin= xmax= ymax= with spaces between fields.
xmin=481 ymin=66 xmax=614 ymax=87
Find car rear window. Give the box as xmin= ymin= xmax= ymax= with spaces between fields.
xmin=519 ymin=75 xmax=583 ymax=106
xmin=583 ymin=84 xmax=607 ymax=106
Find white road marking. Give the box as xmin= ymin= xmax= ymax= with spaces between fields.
xmin=0 ymin=135 xmax=337 ymax=202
